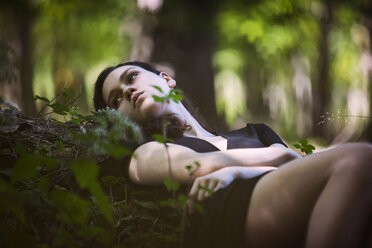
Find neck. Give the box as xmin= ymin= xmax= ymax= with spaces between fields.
xmin=167 ymin=101 xmax=215 ymax=138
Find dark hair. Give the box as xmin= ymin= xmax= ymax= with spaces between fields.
xmin=94 ymin=61 xmax=161 ymax=111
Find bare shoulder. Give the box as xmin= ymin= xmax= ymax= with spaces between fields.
xmin=132 ymin=141 xmax=198 ymax=156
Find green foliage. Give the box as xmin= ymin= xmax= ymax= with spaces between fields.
xmin=163 ymin=178 xmax=180 ymax=192
xmin=0 ymin=90 xmax=187 ymax=247
xmin=152 ymin=86 xmax=184 ymax=104
xmin=293 ymin=139 xmax=316 ymax=155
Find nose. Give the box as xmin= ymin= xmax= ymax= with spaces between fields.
xmin=124 ymin=87 xmax=136 ymax=101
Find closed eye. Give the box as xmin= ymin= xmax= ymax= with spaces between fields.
xmin=112 ymin=95 xmax=122 ymax=109
xmin=109 ymin=90 xmax=123 ymax=109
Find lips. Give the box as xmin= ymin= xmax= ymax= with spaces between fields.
xmin=132 ymin=91 xmax=144 ymax=108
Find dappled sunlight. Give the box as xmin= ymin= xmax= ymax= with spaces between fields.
xmin=214 ymin=70 xmax=246 ymax=125
xmin=292 ymin=56 xmax=313 ymax=136
xmin=263 ymin=84 xmax=288 ymax=120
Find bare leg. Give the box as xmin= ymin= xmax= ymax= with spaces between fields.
xmin=244 ymin=143 xmax=372 ymax=248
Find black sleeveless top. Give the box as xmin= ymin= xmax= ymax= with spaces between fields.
xmin=172 ymin=123 xmax=286 ymax=152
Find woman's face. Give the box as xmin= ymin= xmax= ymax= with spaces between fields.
xmin=102 ymin=65 xmax=176 ymax=121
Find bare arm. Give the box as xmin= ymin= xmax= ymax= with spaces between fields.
xmin=128 ymin=141 xmax=298 ymax=185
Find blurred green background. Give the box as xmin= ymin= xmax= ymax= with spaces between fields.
xmin=1 ymin=0 xmax=372 ymax=145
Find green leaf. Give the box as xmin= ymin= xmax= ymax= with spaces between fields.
xmin=300 ymin=139 xmax=308 ymax=145
xmin=193 ymin=202 xmax=204 ymax=214
xmin=106 ymin=145 xmax=131 ymax=159
xmin=33 ymin=95 xmax=50 ymax=104
xmin=71 ymin=158 xmax=113 ymax=223
xmin=307 ymin=144 xmax=316 ymax=150
xmin=0 ymin=148 xmax=11 ymax=155
xmin=152 ymin=133 xmax=165 ymax=143
xmin=177 ymin=194 xmax=187 ymax=207
xmin=54 ymin=141 xmax=64 ymax=151
xmin=49 ymin=189 xmax=90 ymax=226
xmin=0 ymin=178 xmax=25 ymax=223
xmin=185 ymin=165 xmax=193 ymax=172
xmin=163 ymin=178 xmax=180 ymax=192
xmin=159 ymin=198 xmax=177 ymax=209
xmin=152 ymin=95 xmax=165 ymax=103
xmin=71 ymin=158 xmax=98 ymax=188
xmin=61 ymin=87 xmax=70 ymax=99
xmin=152 ymin=85 xmax=163 ymax=93
xmin=44 ymin=157 xmax=59 ymax=170
xmin=88 ymin=183 xmax=114 ymax=224
xmin=197 ymin=185 xmax=213 ymax=196
xmin=132 ymin=199 xmax=159 ymax=210
xmin=100 ymin=176 xmax=120 ymax=186
xmin=49 ymin=102 xmax=69 ymax=115
xmin=11 ymin=155 xmax=43 ymax=183
xmin=293 ymin=144 xmax=301 ymax=149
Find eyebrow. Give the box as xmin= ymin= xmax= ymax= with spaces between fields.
xmin=119 ymin=67 xmax=135 ymax=82
xmin=107 ymin=67 xmax=135 ymax=107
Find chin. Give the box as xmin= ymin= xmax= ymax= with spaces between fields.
xmin=136 ymin=100 xmax=165 ymax=120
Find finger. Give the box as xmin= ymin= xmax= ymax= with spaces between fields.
xmin=186 ymin=198 xmax=194 ymax=215
xmin=189 ymin=179 xmax=200 ymax=198
xmin=197 ymin=180 xmax=208 ymax=202
xmin=214 ymin=180 xmax=223 ymax=192
xmin=204 ymin=180 xmax=218 ymax=199
xmin=208 ymin=180 xmax=218 ymax=193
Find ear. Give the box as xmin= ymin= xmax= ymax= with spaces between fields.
xmin=160 ymin=72 xmax=176 ymax=88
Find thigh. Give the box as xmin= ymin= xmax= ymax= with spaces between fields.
xmin=244 ymin=145 xmax=346 ymax=247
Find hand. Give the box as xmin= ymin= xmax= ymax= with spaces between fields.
xmin=187 ymin=167 xmax=237 ymax=214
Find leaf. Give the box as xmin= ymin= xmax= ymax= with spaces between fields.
xmin=185 ymin=165 xmax=193 ymax=172
xmin=177 ymin=194 xmax=187 ymax=207
xmin=132 ymin=199 xmax=159 ymax=211
xmin=0 ymin=178 xmax=25 ymax=223
xmin=300 ymin=139 xmax=308 ymax=145
xmin=49 ymin=189 xmax=90 ymax=226
xmin=307 ymin=144 xmax=316 ymax=150
xmin=193 ymin=202 xmax=204 ymax=214
xmin=163 ymin=178 xmax=180 ymax=192
xmin=159 ymin=198 xmax=177 ymax=209
xmin=88 ymin=183 xmax=114 ymax=224
xmin=49 ymin=102 xmax=69 ymax=115
xmin=33 ymin=95 xmax=50 ymax=104
xmin=152 ymin=95 xmax=165 ymax=103
xmin=106 ymin=145 xmax=131 ymax=159
xmin=11 ymin=155 xmax=43 ymax=183
xmin=44 ymin=157 xmax=59 ymax=170
xmin=61 ymin=87 xmax=70 ymax=99
xmin=152 ymin=133 xmax=165 ymax=143
xmin=100 ymin=176 xmax=120 ymax=186
xmin=71 ymin=158 xmax=98 ymax=188
xmin=0 ymin=148 xmax=11 ymax=155
xmin=152 ymin=85 xmax=163 ymax=93
xmin=293 ymin=144 xmax=301 ymax=149
xmin=54 ymin=140 xmax=64 ymax=151
xmin=71 ymin=159 xmax=113 ymax=223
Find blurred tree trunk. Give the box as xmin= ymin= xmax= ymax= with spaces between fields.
xmin=361 ymin=2 xmax=372 ymax=142
xmin=150 ymin=0 xmax=227 ymax=132
xmin=312 ymin=1 xmax=333 ymax=140
xmin=50 ymin=20 xmax=89 ymax=114
xmin=18 ymin=0 xmax=37 ymax=116
xmin=0 ymin=0 xmax=37 ymax=116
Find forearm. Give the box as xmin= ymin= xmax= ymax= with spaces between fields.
xmin=193 ymin=146 xmax=295 ymax=177
xmin=130 ymin=142 xmax=295 ymax=185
